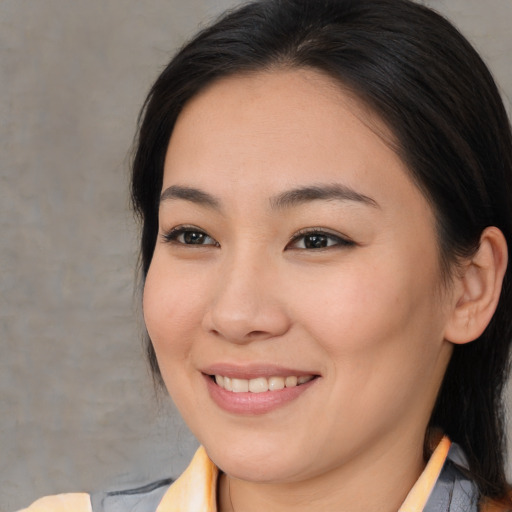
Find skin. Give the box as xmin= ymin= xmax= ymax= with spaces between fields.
xmin=143 ymin=69 xmax=460 ymax=512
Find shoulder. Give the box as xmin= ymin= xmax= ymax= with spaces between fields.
xmin=90 ymin=478 xmax=173 ymax=512
xmin=18 ymin=478 xmax=174 ymax=512
xmin=17 ymin=493 xmax=92 ymax=512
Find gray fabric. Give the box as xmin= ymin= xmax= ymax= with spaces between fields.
xmin=90 ymin=478 xmax=173 ymax=512
xmin=424 ymin=443 xmax=479 ymax=512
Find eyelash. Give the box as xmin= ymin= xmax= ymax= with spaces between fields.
xmin=160 ymin=226 xmax=355 ymax=250
xmin=286 ymin=228 xmax=355 ymax=250
xmin=161 ymin=226 xmax=219 ymax=247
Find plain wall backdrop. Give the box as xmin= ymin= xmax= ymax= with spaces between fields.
xmin=1 ymin=1 xmax=511 ymax=510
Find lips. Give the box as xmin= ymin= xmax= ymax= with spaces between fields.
xmin=202 ymin=364 xmax=319 ymax=414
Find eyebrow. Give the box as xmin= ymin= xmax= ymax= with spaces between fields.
xmin=160 ymin=185 xmax=221 ymax=210
xmin=159 ymin=183 xmax=379 ymax=211
xmin=270 ymin=184 xmax=379 ymax=210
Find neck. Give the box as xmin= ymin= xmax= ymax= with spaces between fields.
xmin=218 ymin=433 xmax=426 ymax=512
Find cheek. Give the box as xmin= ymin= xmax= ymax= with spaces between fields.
xmin=289 ymin=269 xmax=444 ymax=440
xmin=143 ymin=255 xmax=206 ymax=369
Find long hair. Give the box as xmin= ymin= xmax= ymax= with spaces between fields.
xmin=131 ymin=0 xmax=512 ymax=499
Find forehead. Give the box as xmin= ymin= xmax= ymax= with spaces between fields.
xmin=168 ymin=68 xmax=394 ymax=161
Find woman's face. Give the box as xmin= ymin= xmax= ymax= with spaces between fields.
xmin=143 ymin=69 xmax=455 ymax=483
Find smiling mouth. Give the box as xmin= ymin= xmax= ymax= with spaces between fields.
xmin=211 ymin=374 xmax=316 ymax=393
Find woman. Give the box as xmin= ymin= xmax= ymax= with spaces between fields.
xmin=21 ymin=0 xmax=511 ymax=510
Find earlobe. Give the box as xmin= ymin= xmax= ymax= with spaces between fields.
xmin=444 ymin=226 xmax=508 ymax=345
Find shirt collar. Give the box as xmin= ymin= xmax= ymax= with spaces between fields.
xmin=156 ymin=446 xmax=218 ymax=512
xmin=398 ymin=435 xmax=452 ymax=512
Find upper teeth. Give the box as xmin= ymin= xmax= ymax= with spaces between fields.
xmin=214 ymin=375 xmax=314 ymax=393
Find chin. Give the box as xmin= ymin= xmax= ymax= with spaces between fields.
xmin=201 ymin=433 xmax=310 ymax=483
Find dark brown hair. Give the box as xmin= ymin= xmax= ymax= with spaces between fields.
xmin=131 ymin=0 xmax=512 ymax=500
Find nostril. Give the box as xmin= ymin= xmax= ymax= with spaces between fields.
xmin=246 ymin=330 xmax=268 ymax=339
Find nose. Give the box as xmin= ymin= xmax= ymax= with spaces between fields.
xmin=202 ymin=253 xmax=291 ymax=344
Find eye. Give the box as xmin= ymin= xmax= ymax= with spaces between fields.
xmin=161 ymin=226 xmax=219 ymax=246
xmin=286 ymin=229 xmax=354 ymax=250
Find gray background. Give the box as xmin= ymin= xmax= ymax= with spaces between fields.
xmin=1 ymin=1 xmax=511 ymax=510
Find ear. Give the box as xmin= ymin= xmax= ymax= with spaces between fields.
xmin=444 ymin=226 xmax=508 ymax=345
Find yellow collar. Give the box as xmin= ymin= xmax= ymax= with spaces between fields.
xmin=157 ymin=446 xmax=218 ymax=512
xmin=398 ymin=435 xmax=451 ymax=512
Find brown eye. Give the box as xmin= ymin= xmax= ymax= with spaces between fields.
xmin=287 ymin=230 xmax=354 ymax=250
xmin=162 ymin=227 xmax=219 ymax=246
xmin=303 ymin=234 xmax=329 ymax=249
xmin=183 ymin=231 xmax=207 ymax=244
